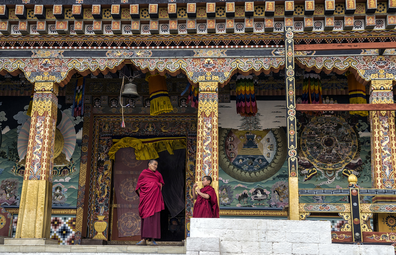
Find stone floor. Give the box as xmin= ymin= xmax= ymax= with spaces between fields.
xmin=0 ymin=244 xmax=186 ymax=254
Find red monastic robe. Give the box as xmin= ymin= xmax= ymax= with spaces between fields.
xmin=135 ymin=169 xmax=165 ymax=219
xmin=193 ymin=185 xmax=220 ymax=218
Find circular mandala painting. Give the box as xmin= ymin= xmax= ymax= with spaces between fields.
xmin=118 ymin=212 xmax=141 ymax=236
xmin=300 ymin=115 xmax=358 ymax=172
xmin=219 ymin=128 xmax=286 ymax=182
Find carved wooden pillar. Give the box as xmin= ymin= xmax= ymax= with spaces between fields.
xmin=285 ymin=26 xmax=299 ymax=220
xmin=15 ymin=82 xmax=58 ymax=238
xmin=370 ymin=79 xmax=395 ymax=191
xmin=369 ymin=79 xmax=396 ymax=231
xmin=195 ymin=82 xmax=219 ymax=196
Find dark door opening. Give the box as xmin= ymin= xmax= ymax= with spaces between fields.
xmin=109 ymin=146 xmax=186 ymax=242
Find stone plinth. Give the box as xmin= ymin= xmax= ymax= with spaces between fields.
xmin=187 ymin=218 xmax=394 ymax=255
xmin=4 ymin=238 xmax=58 ymax=245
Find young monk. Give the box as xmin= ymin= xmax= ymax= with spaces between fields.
xmin=192 ymin=176 xmax=219 ymax=218
xmin=135 ymin=159 xmax=165 ymax=245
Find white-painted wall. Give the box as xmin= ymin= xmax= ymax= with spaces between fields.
xmin=187 ymin=218 xmax=394 ymax=255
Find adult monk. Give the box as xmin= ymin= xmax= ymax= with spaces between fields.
xmin=192 ymin=176 xmax=219 ymax=218
xmin=135 ymin=159 xmax=165 ymax=245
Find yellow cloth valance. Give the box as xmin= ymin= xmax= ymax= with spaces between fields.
xmin=109 ymin=137 xmax=186 ymax=161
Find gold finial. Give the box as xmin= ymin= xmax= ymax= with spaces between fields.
xmin=348 ymin=174 xmax=358 ymax=185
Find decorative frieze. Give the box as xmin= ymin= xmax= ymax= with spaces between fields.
xmin=325 ymin=16 xmax=335 ymax=30
xmin=207 ymin=19 xmax=216 ymax=33
xmin=206 ymin=3 xmax=216 ymax=18
xmin=0 ymin=5 xmax=8 ymax=19
xmin=226 ymin=2 xmax=235 ymax=18
xmin=111 ymin=20 xmax=121 ymax=34
xmin=389 ymin=0 xmax=396 ymax=13
xmin=265 ymin=18 xmax=274 ymax=32
xmin=149 ymin=4 xmax=158 ymax=19
xmin=36 ymin=21 xmax=47 ymax=34
xmin=168 ymin=3 xmax=177 ymax=19
xmin=72 ymin=5 xmax=83 ymax=19
xmin=56 ymin=20 xmax=68 ymax=34
xmin=130 ymin=4 xmax=139 ymax=19
xmin=226 ymin=18 xmax=234 ymax=33
xmin=386 ymin=14 xmax=396 ymax=28
xmin=187 ymin=3 xmax=196 ymax=18
xmin=15 ymin=5 xmax=26 ymax=19
xmin=265 ymin=1 xmax=275 ymax=16
xmin=325 ymin=0 xmax=335 ymax=15
xmin=245 ymin=2 xmax=254 ymax=17
xmin=367 ymin=0 xmax=378 ymax=13
xmin=92 ymin=5 xmax=101 ymax=19
xmin=111 ymin=5 xmax=120 ymax=20
xmin=285 ymin=1 xmax=294 ymax=16
xmin=304 ymin=1 xmax=315 ymax=15
xmin=245 ymin=18 xmax=253 ymax=32
xmin=34 ymin=5 xmax=45 ymax=19
xmin=304 ymin=17 xmax=314 ymax=31
xmin=149 ymin=20 xmax=159 ymax=34
xmin=18 ymin=20 xmax=29 ymax=35
xmin=366 ymin=15 xmax=376 ymax=29
xmin=73 ymin=20 xmax=84 ymax=34
xmin=92 ymin=20 xmax=102 ymax=34
xmin=131 ymin=20 xmax=140 ymax=34
xmin=344 ymin=15 xmax=354 ymax=30
xmin=53 ymin=5 xmax=64 ymax=19
xmin=169 ymin=20 xmax=178 ymax=34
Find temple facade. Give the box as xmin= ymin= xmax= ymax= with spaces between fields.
xmin=0 ymin=0 xmax=395 ymax=250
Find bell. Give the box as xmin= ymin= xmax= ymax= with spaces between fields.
xmin=121 ymin=82 xmax=140 ymax=98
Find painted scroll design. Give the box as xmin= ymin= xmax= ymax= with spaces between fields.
xmin=296 ymin=56 xmax=396 ymax=81
xmin=0 ymin=55 xmax=284 ymax=86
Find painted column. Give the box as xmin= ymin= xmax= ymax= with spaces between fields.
xmin=285 ymin=26 xmax=299 ymax=220
xmin=15 ymin=82 xmax=58 ymax=238
xmin=369 ymin=79 xmax=395 ymax=191
xmin=195 ymin=82 xmax=219 ymax=196
xmin=369 ymin=79 xmax=396 ymax=231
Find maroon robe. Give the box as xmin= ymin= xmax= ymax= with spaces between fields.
xmin=135 ymin=169 xmax=165 ymax=219
xmin=193 ymin=185 xmax=220 ymax=218
xmin=136 ymin=169 xmax=165 ymax=239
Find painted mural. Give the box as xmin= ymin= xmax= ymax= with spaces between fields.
xmin=0 ymin=96 xmax=82 ymax=209
xmin=218 ymin=128 xmax=289 ymax=210
xmin=297 ymin=112 xmax=372 ymax=204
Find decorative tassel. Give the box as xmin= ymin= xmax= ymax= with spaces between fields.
xmin=236 ymin=75 xmax=257 ymax=117
xmin=347 ymin=72 xmax=368 ymax=117
xmin=302 ymin=72 xmax=322 ymax=104
xmin=72 ymin=77 xmax=86 ymax=117
xmin=188 ymin=84 xmax=199 ymax=108
xmin=146 ymin=73 xmax=173 ymax=116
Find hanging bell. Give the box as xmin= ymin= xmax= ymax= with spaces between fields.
xmin=121 ymin=82 xmax=140 ymax=98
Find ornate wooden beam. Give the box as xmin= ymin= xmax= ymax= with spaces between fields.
xmin=296 ymin=104 xmax=396 ymax=111
xmin=295 ymin=42 xmax=396 ymax=51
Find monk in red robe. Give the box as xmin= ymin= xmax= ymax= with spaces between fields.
xmin=135 ymin=159 xmax=165 ymax=245
xmin=192 ymin=176 xmax=219 ymax=218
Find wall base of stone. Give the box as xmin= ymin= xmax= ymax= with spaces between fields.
xmin=187 ymin=218 xmax=394 ymax=255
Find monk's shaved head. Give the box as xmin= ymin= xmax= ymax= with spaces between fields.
xmin=203 ymin=176 xmax=212 ymax=184
xmin=148 ymin=159 xmax=158 ymax=166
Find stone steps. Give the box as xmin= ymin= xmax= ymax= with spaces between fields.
xmin=187 ymin=218 xmax=395 ymax=255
